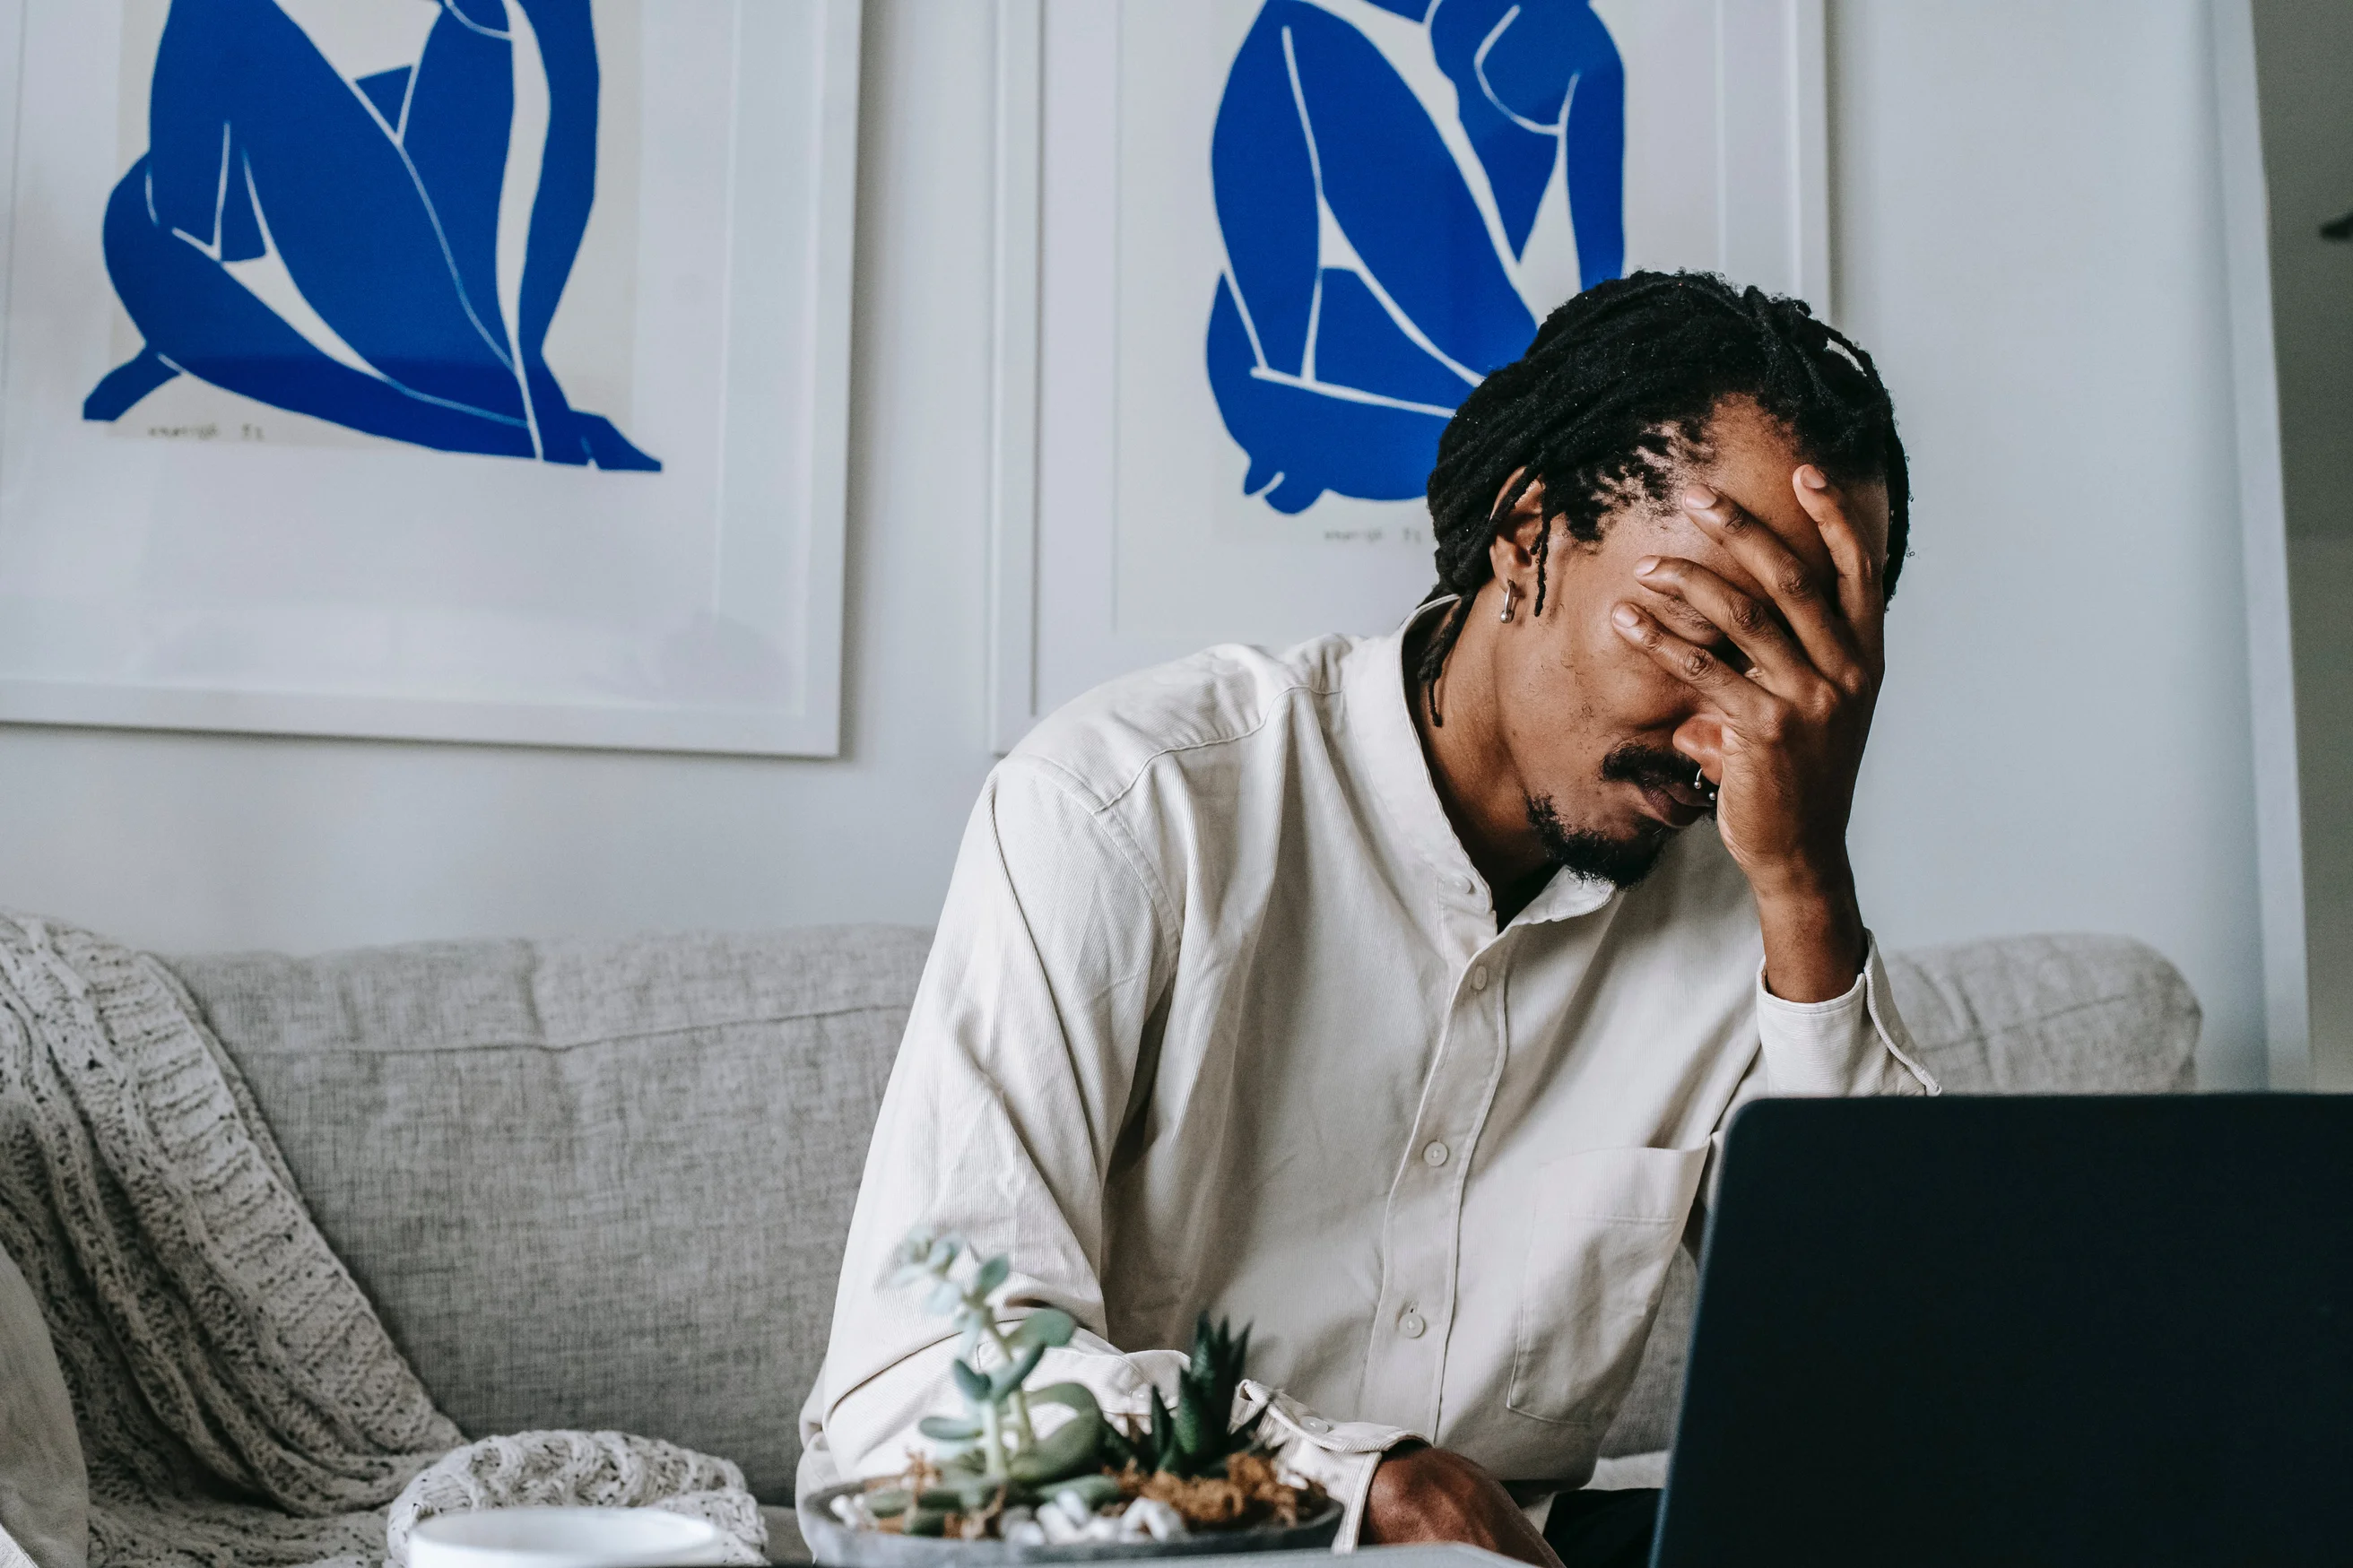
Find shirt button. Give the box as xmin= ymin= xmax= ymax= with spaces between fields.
xmin=1301 ymin=1416 xmax=1330 ymax=1434
xmin=1398 ymin=1306 xmax=1427 ymax=1338
xmin=1422 ymin=1140 xmax=1450 ymax=1167
xmin=1458 ymin=876 xmax=1478 ymax=896
xmin=1471 ymin=966 xmax=1489 ymax=991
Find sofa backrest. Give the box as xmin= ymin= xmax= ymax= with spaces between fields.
xmin=167 ymin=926 xmax=2200 ymax=1501
xmin=166 ymin=926 xmax=932 ymax=1505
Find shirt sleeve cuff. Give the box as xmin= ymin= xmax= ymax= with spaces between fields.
xmin=1240 ymin=1382 xmax=1420 ymax=1551
xmin=1754 ymin=934 xmax=1941 ymax=1096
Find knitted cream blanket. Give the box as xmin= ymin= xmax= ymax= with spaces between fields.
xmin=0 ymin=914 xmax=764 ymax=1568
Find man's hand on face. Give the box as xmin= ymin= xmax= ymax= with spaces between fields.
xmin=1361 ymin=1443 xmax=1565 ymax=1568
xmin=1604 ymin=464 xmax=1885 ymax=1002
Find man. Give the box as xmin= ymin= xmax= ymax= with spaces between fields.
xmin=799 ymin=273 xmax=1938 ymax=1568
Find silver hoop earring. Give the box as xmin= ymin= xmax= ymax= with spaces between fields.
xmin=1498 ymin=583 xmax=1517 ymax=623
xmin=1696 ymin=763 xmax=1716 ymax=799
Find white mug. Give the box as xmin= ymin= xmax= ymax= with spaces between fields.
xmin=408 ymin=1506 xmax=736 ymax=1568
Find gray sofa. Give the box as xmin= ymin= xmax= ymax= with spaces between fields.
xmin=159 ymin=927 xmax=2199 ymax=1548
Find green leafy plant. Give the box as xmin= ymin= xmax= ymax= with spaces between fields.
xmin=882 ymin=1230 xmax=1108 ymax=1531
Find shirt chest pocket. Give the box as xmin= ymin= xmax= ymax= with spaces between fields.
xmin=1506 ymin=1144 xmax=1710 ymax=1428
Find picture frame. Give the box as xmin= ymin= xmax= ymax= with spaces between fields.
xmin=988 ymin=0 xmax=1828 ymax=751
xmin=0 ymin=0 xmax=862 ymax=757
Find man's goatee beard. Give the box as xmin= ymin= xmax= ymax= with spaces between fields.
xmin=1524 ymin=741 xmax=1708 ymax=888
xmin=1524 ymin=793 xmax=1676 ymax=888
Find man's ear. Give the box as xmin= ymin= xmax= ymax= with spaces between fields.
xmin=1485 ymin=473 xmax=1550 ymax=591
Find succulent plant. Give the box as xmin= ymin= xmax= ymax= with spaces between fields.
xmin=887 ymin=1229 xmax=1103 ymax=1503
xmin=874 ymin=1228 xmax=1286 ymax=1541
xmin=1101 ymin=1314 xmax=1264 ymax=1478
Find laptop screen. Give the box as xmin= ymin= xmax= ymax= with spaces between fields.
xmin=1651 ymin=1095 xmax=2353 ymax=1568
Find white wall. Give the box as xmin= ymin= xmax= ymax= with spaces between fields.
xmin=0 ymin=2 xmax=2272 ymax=1085
xmin=1831 ymin=0 xmax=2265 ymax=1087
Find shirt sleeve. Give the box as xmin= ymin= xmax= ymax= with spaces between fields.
xmin=796 ymin=758 xmax=1415 ymax=1548
xmin=1750 ymin=932 xmax=1940 ymax=1098
xmin=1694 ymin=935 xmax=1939 ymax=1213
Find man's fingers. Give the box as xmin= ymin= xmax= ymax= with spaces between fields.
xmin=1791 ymin=466 xmax=1885 ymax=668
xmin=1637 ymin=567 xmax=1748 ymax=652
xmin=1364 ymin=1446 xmax=1565 ymax=1568
xmin=1610 ymin=600 xmax=1775 ymax=722
xmin=1634 ymin=555 xmax=1808 ymax=693
xmin=1679 ymin=485 xmax=1862 ymax=681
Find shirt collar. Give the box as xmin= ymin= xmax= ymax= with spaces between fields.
xmin=1341 ymin=598 xmax=1617 ymax=930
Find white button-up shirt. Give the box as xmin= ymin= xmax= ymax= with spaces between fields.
xmin=800 ymin=611 xmax=1936 ymax=1542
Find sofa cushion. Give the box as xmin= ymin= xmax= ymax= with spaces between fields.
xmin=1596 ymin=931 xmax=2201 ymax=1460
xmin=164 ymin=927 xmax=933 ymax=1506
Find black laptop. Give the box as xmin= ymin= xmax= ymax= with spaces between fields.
xmin=1649 ymin=1095 xmax=2353 ymax=1567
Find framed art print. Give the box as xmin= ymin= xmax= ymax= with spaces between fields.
xmin=989 ymin=0 xmax=1828 ymax=749
xmin=0 ymin=0 xmax=861 ymax=755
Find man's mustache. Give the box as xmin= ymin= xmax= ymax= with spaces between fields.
xmin=1600 ymin=742 xmax=1699 ymax=791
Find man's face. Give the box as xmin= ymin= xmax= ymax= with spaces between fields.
xmin=1492 ymin=397 xmax=1890 ymax=884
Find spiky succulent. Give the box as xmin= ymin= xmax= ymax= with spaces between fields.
xmin=1102 ymin=1314 xmax=1264 ymax=1478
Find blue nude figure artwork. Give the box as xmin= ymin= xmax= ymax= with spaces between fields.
xmin=1207 ymin=0 xmax=1623 ymax=514
xmin=84 ymin=0 xmax=658 ymax=471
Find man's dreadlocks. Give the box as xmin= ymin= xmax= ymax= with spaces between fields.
xmin=1415 ymin=271 xmax=1908 ymax=720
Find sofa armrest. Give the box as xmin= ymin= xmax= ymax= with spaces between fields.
xmin=1886 ymin=933 xmax=2201 ymax=1094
